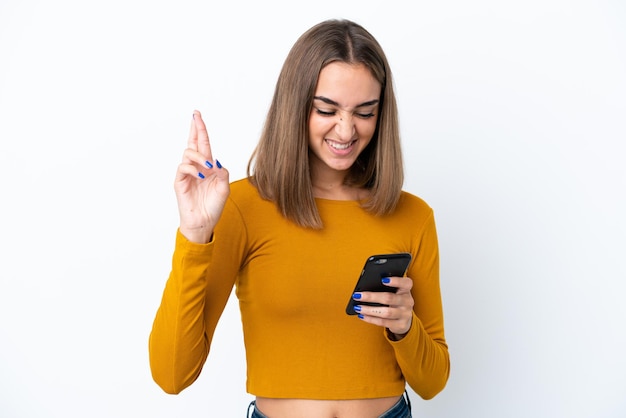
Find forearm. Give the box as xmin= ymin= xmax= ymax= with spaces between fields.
xmin=387 ymin=312 xmax=450 ymax=400
xmin=149 ymin=231 xmax=214 ymax=394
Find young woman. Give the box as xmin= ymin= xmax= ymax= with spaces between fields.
xmin=149 ymin=19 xmax=450 ymax=418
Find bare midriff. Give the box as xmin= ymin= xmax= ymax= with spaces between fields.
xmin=254 ymin=395 xmax=402 ymax=418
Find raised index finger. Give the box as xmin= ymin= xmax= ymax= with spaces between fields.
xmin=192 ymin=110 xmax=213 ymax=160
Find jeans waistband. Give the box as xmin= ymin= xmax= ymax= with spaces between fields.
xmin=247 ymin=391 xmax=412 ymax=418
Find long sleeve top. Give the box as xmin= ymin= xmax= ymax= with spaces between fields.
xmin=149 ymin=178 xmax=449 ymax=400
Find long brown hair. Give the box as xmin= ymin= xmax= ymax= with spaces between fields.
xmin=248 ymin=19 xmax=404 ymax=229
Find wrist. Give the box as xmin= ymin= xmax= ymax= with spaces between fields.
xmin=386 ymin=328 xmax=409 ymax=341
xmin=179 ymin=225 xmax=214 ymax=244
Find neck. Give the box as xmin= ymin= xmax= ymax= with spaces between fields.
xmin=312 ymin=182 xmax=368 ymax=201
xmin=309 ymin=156 xmax=364 ymax=200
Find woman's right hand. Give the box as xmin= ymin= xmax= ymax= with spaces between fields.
xmin=174 ymin=110 xmax=230 ymax=244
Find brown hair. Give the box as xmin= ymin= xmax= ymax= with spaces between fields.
xmin=247 ymin=19 xmax=404 ymax=229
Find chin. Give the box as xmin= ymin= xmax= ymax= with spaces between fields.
xmin=326 ymin=161 xmax=357 ymax=172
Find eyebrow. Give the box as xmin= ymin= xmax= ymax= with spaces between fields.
xmin=313 ymin=96 xmax=379 ymax=108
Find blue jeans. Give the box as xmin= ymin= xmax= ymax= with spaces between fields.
xmin=247 ymin=392 xmax=412 ymax=418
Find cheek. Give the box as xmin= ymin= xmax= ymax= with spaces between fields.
xmin=308 ymin=115 xmax=333 ymax=137
xmin=357 ymin=120 xmax=378 ymax=140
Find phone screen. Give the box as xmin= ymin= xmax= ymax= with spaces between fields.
xmin=345 ymin=253 xmax=412 ymax=315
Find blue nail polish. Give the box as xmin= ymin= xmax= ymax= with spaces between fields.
xmin=205 ymin=161 xmax=213 ymax=169
xmin=353 ymin=293 xmax=361 ymax=300
xmin=198 ymin=172 xmax=205 ymax=179
xmin=353 ymin=305 xmax=362 ymax=313
xmin=382 ymin=277 xmax=391 ymax=284
xmin=358 ymin=314 xmax=364 ymax=319
xmin=216 ymin=159 xmax=222 ymax=169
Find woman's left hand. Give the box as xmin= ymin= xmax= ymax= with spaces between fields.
xmin=352 ymin=276 xmax=414 ymax=339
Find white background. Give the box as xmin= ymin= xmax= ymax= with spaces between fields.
xmin=1 ymin=1 xmax=625 ymax=417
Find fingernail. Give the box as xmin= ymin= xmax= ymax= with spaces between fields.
xmin=205 ymin=161 xmax=213 ymax=169
xmin=382 ymin=277 xmax=391 ymax=284
xmin=352 ymin=293 xmax=361 ymax=300
xmin=358 ymin=314 xmax=364 ymax=319
xmin=198 ymin=172 xmax=205 ymax=179
xmin=353 ymin=305 xmax=362 ymax=313
xmin=216 ymin=159 xmax=222 ymax=169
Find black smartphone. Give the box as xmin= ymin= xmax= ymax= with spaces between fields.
xmin=345 ymin=253 xmax=412 ymax=315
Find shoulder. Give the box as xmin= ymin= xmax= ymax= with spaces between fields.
xmin=221 ymin=177 xmax=289 ymax=237
xmin=217 ymin=178 xmax=272 ymax=233
xmin=227 ymin=177 xmax=275 ymax=212
xmin=393 ymin=191 xmax=439 ymax=246
xmin=397 ymin=190 xmax=433 ymax=215
xmin=388 ymin=191 xmax=436 ymax=231
xmin=229 ymin=177 xmax=257 ymax=197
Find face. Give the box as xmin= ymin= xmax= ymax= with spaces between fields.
xmin=308 ymin=62 xmax=381 ymax=178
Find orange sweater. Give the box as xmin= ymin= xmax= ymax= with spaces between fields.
xmin=149 ymin=178 xmax=449 ymax=400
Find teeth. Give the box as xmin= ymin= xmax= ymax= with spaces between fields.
xmin=328 ymin=140 xmax=353 ymax=150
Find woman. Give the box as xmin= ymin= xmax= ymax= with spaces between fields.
xmin=149 ymin=19 xmax=450 ymax=418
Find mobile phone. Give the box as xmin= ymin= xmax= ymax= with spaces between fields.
xmin=345 ymin=253 xmax=412 ymax=315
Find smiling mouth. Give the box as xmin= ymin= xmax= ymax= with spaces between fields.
xmin=326 ymin=139 xmax=356 ymax=150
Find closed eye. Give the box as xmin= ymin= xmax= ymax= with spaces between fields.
xmin=315 ymin=108 xmax=335 ymax=116
xmin=315 ymin=108 xmax=376 ymax=119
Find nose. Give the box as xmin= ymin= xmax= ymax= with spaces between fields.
xmin=335 ymin=116 xmax=355 ymax=141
